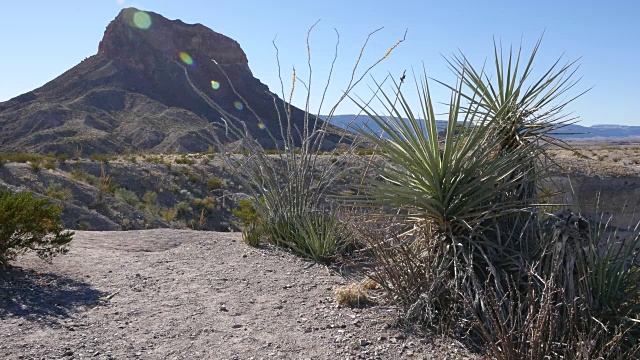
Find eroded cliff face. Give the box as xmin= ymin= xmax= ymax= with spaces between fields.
xmin=0 ymin=8 xmax=335 ymax=155
xmin=98 ymin=8 xmax=251 ymax=73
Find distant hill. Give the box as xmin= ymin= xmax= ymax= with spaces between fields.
xmin=0 ymin=8 xmax=339 ymax=155
xmin=325 ymin=114 xmax=448 ymax=137
xmin=326 ymin=114 xmax=640 ymax=140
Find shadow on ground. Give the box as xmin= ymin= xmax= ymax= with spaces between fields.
xmin=0 ymin=266 xmax=105 ymax=323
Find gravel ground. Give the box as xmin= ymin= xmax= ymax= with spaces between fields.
xmin=0 ymin=230 xmax=476 ymax=360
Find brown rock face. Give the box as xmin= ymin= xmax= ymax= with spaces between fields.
xmin=98 ymin=8 xmax=251 ymax=72
xmin=0 ymin=8 xmax=336 ymax=155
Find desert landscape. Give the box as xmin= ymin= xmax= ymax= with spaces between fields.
xmin=2 ymin=5 xmax=640 ymax=360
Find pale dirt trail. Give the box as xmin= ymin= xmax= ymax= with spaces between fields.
xmin=0 ymin=230 xmax=474 ymax=359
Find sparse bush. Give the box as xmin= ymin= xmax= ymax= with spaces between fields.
xmin=45 ymin=183 xmax=72 ymax=202
xmin=142 ymin=191 xmax=158 ymax=205
xmin=206 ymin=177 xmax=225 ymax=190
xmin=43 ymin=158 xmax=56 ymax=170
xmin=160 ymin=207 xmax=177 ymax=222
xmin=0 ymin=153 xmax=42 ymax=164
xmin=175 ymin=157 xmax=195 ymax=165
xmin=29 ymin=160 xmax=42 ymax=172
xmin=233 ymin=199 xmax=261 ymax=246
xmin=0 ymin=189 xmax=73 ymax=268
xmin=97 ymin=165 xmax=116 ymax=202
xmin=174 ymin=201 xmax=192 ymax=218
xmin=70 ymin=169 xmax=98 ymax=185
xmin=114 ymin=188 xmax=139 ymax=207
xmin=89 ymin=153 xmax=110 ymax=164
xmin=187 ymin=173 xmax=200 ymax=183
xmin=355 ymin=149 xmax=375 ymax=156
xmin=57 ymin=154 xmax=69 ymax=164
xmin=192 ymin=196 xmax=215 ymax=213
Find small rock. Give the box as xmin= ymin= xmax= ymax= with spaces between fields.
xmin=219 ymin=305 xmax=228 ymax=312
xmin=232 ymin=324 xmax=242 ymax=329
xmin=64 ymin=350 xmax=74 ymax=357
xmin=359 ymin=339 xmax=369 ymax=346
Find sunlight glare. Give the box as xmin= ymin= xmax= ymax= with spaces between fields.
xmin=133 ymin=11 xmax=152 ymax=30
xmin=179 ymin=52 xmax=194 ymax=66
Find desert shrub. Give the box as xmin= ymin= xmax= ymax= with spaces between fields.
xmin=70 ymin=169 xmax=98 ymax=185
xmin=160 ymin=207 xmax=177 ymax=223
xmin=0 ymin=189 xmax=73 ymax=268
xmin=265 ymin=211 xmax=348 ymax=263
xmin=233 ymin=199 xmax=261 ymax=246
xmin=89 ymin=153 xmax=110 ymax=164
xmin=29 ymin=160 xmax=42 ymax=172
xmin=142 ymin=191 xmax=158 ymax=205
xmin=192 ymin=196 xmax=215 ymax=213
xmin=45 ymin=183 xmax=72 ymax=202
xmin=57 ymin=154 xmax=69 ymax=164
xmin=181 ymin=27 xmax=404 ymax=262
xmin=174 ymin=201 xmax=192 ymax=218
xmin=0 ymin=152 xmax=42 ymax=163
xmin=175 ymin=157 xmax=195 ymax=165
xmin=96 ymin=166 xmax=116 ymax=202
xmin=206 ymin=177 xmax=225 ymax=190
xmin=43 ymin=158 xmax=56 ymax=170
xmin=355 ymin=149 xmax=375 ymax=156
xmin=349 ymin=40 xmax=640 ymax=358
xmin=114 ymin=188 xmax=139 ymax=207
xmin=187 ymin=173 xmax=200 ymax=183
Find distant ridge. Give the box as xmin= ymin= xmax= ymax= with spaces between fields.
xmin=327 ymin=114 xmax=640 ymax=140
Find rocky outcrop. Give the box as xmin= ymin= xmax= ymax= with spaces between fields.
xmin=0 ymin=8 xmax=337 ymax=155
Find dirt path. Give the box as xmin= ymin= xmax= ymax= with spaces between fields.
xmin=1 ymin=230 xmax=474 ymax=359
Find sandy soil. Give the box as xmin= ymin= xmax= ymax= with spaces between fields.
xmin=0 ymin=230 xmax=475 ymax=360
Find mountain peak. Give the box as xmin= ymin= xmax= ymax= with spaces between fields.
xmin=0 ymin=8 xmax=338 ymax=155
xmin=98 ymin=8 xmax=250 ymax=72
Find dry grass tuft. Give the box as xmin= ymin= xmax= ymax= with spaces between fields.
xmin=334 ymin=283 xmax=371 ymax=307
xmin=360 ymin=278 xmax=378 ymax=290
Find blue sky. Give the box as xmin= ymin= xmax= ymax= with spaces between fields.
xmin=0 ymin=0 xmax=638 ymax=126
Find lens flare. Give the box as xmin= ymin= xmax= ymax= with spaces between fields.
xmin=133 ymin=11 xmax=152 ymax=29
xmin=233 ymin=101 xmax=244 ymax=110
xmin=179 ymin=52 xmax=194 ymax=65
xmin=258 ymin=121 xmax=266 ymax=129
xmin=211 ymin=80 xmax=220 ymax=90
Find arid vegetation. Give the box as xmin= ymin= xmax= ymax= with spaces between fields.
xmin=2 ymin=11 xmax=640 ymax=358
xmin=181 ymin=34 xmax=640 ymax=357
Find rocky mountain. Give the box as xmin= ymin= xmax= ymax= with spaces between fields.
xmin=0 ymin=8 xmax=338 ymax=155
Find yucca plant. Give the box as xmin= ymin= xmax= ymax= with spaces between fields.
xmin=347 ymin=38 xmax=640 ymax=357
